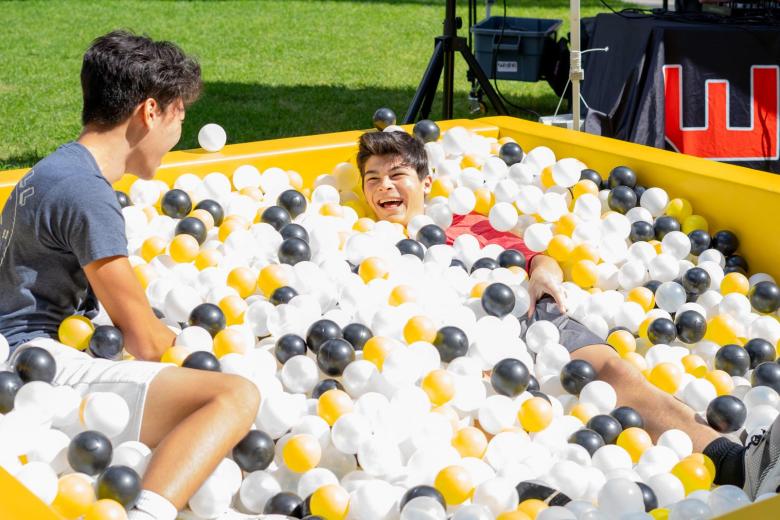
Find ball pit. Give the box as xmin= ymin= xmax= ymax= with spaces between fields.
xmin=2 ymin=117 xmax=780 ymax=519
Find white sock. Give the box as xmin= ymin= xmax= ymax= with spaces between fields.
xmin=128 ymin=490 xmax=178 ymax=520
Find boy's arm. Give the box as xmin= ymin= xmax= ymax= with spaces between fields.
xmin=526 ymin=254 xmax=567 ymax=317
xmin=85 ymin=256 xmax=175 ymax=361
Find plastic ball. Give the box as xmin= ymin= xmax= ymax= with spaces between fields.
xmin=283 ymin=434 xmax=322 ymax=473
xmin=342 ymin=323 xmax=373 ymax=351
xmin=482 ymin=283 xmax=516 ymax=318
xmin=518 ymin=396 xmax=553 ymax=432
xmin=372 ymin=107 xmax=396 ymax=130
xmin=261 ymin=205 xmax=292 ymax=231
xmin=68 ymin=431 xmax=113 ymax=475
xmin=84 ymin=499 xmax=128 ymax=520
xmin=417 ymin=224 xmax=448 ymax=248
xmin=53 ymin=473 xmax=97 ymax=519
xmin=413 ymin=120 xmax=441 ymax=143
xmin=318 ymin=389 xmax=354 ymax=426
xmin=649 ymin=362 xmax=683 ymax=394
xmin=744 ymin=338 xmax=776 ymax=368
xmin=435 ymin=465 xmax=474 ymax=505
xmin=655 ymin=283 xmax=686 ymax=313
xmin=233 ymin=430 xmax=274 ymax=472
xmin=404 ymin=316 xmax=437 ymax=344
xmin=499 ymin=142 xmax=525 ymax=166
xmin=433 ymin=326 xmax=469 ymax=363
xmin=401 ymin=485 xmax=447 ymax=511
xmin=586 ymin=414 xmax=623 ymax=445
xmin=14 ymin=346 xmax=57 ymax=383
xmin=160 ymin=189 xmax=192 ymax=219
xmin=307 ymin=319 xmax=343 ymax=354
xmin=568 ymin=428 xmax=605 ymax=456
xmin=80 ymin=392 xmax=130 ymax=438
xmin=489 ymin=203 xmax=519 ymax=232
xmin=422 ymin=369 xmax=456 ymax=405
xmin=0 ymin=371 xmax=23 ymax=413
xmin=597 ymin=478 xmax=645 ymax=518
xmin=279 ymin=237 xmax=312 ymax=265
xmin=198 ymin=123 xmax=227 ymax=152
xmin=706 ymin=395 xmax=747 ymax=432
xmin=317 ymin=339 xmax=355 ymax=377
xmin=752 ymin=361 xmax=780 ymax=393
xmin=637 ymin=482 xmax=658 ymax=512
xmin=309 ymin=484 xmax=349 ymax=520
xmin=647 ymin=318 xmax=677 ymax=345
xmin=96 ymin=466 xmax=141 ymax=508
xmin=58 ymin=316 xmax=95 ymax=351
xmin=194 ymin=199 xmax=224 ymax=226
xmin=452 ymin=426 xmax=488 ymax=458
xmin=188 ymin=303 xmax=227 ymax=337
xmin=710 ymin=230 xmax=739 ymax=256
xmin=610 ymin=406 xmax=644 ymax=430
xmin=264 ymin=492 xmax=304 ymax=516
xmin=714 ymin=344 xmax=750 ymax=376
xmin=617 ymin=427 xmax=653 ymax=462
xmin=749 ymin=281 xmax=780 ymax=313
xmin=674 ymin=311 xmax=707 ymax=344
xmin=608 ymin=166 xmax=637 ymax=188
xmin=175 ymin=216 xmax=207 ymax=245
xmin=671 ymin=459 xmax=712 ymax=495
xmin=560 ymin=359 xmax=596 ymax=395
xmin=182 ymin=351 xmax=220 ymax=372
xmin=608 ymin=186 xmax=637 ymax=214
xmin=276 ymin=334 xmax=308 ymax=364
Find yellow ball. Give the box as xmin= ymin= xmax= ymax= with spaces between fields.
xmin=310 ymin=484 xmax=350 ymax=520
xmin=540 ymin=166 xmax=555 ymax=189
xmin=682 ymin=214 xmax=708 ymax=234
xmin=434 ymin=465 xmax=474 ymax=505
xmin=320 ymin=202 xmax=344 ymax=217
xmin=474 ymin=187 xmax=495 ymax=216
xmin=317 ymin=389 xmax=354 ymax=426
xmin=213 ymin=328 xmax=248 ymax=358
xmin=52 ymin=473 xmax=96 ymax=519
xmin=451 ymin=426 xmax=487 ymax=458
xmin=684 ymin=453 xmax=716 ymax=481
xmin=258 ymin=264 xmax=289 ymax=297
xmin=404 ymin=316 xmax=437 ymax=344
xmin=461 ymin=154 xmax=482 ymax=169
xmin=682 ymin=354 xmax=708 ymax=378
xmin=430 ymin=177 xmax=455 ymax=199
xmin=518 ymin=397 xmax=553 ymax=432
xmin=389 ymin=284 xmax=417 ymax=306
xmin=239 ymin=186 xmax=263 ymax=201
xmin=359 ymin=257 xmax=390 ymax=283
xmin=190 ymin=209 xmax=215 ymax=230
xmin=497 ymin=512 xmax=532 ymax=520
xmin=547 ymin=235 xmax=575 ymax=263
xmin=84 ymin=499 xmax=128 ymax=520
xmin=227 ymin=267 xmax=257 ymax=298
xmin=671 ymin=458 xmax=713 ymax=494
xmin=470 ymin=281 xmax=489 ymax=299
xmin=218 ymin=218 xmax=247 ymax=241
xmin=623 ymin=351 xmax=648 ymax=372
xmin=571 ymin=259 xmax=598 ymax=288
xmin=283 ymin=434 xmax=322 ymax=473
xmin=617 ymin=427 xmax=653 ymax=462
xmin=169 ymin=234 xmax=200 ymax=263
xmin=572 ymin=179 xmax=600 ymax=199
xmin=142 ymin=206 xmax=158 ymax=222
xmin=58 ymin=315 xmax=95 ymax=351
xmin=553 ymin=213 xmax=578 ymax=236
xmin=219 ymin=295 xmax=247 ymax=325
xmin=288 ymin=170 xmax=304 ymax=190
xmin=705 ymin=314 xmax=740 ymax=345
xmin=353 ymin=217 xmax=375 ymax=233
xmin=607 ymin=330 xmax=637 ymax=356
xmin=665 ymin=198 xmax=692 ymax=221
xmin=721 ymin=272 xmax=750 ymax=295
xmin=362 ymin=336 xmax=397 ymax=370
xmin=705 ymin=369 xmax=735 ymax=396
xmin=422 ymin=369 xmax=455 ymax=406
xmin=570 ymin=242 xmax=600 ymax=263
xmin=133 ymin=264 xmax=157 ymax=289
xmin=649 ymin=508 xmax=669 ymax=520
xmin=194 ymin=249 xmax=222 ymax=270
xmin=518 ymin=499 xmax=548 ymax=519
xmin=627 ymin=287 xmax=655 ymax=312
xmin=648 ymin=362 xmax=683 ymax=394
xmin=570 ymin=402 xmax=599 ymax=424
xmin=160 ymin=345 xmax=191 ymax=366
xmin=140 ymin=236 xmax=167 ymax=262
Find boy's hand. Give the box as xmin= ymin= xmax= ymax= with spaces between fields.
xmin=527 ymin=254 xmax=567 ymax=318
xmin=85 ymin=256 xmax=175 ymax=360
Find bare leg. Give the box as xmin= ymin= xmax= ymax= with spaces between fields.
xmin=573 ymin=344 xmax=720 ymax=453
xmin=138 ymin=367 xmax=260 ymax=510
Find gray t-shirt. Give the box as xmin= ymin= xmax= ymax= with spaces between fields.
xmin=0 ymin=142 xmax=128 ymax=351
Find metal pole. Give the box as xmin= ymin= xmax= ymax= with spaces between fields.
xmin=570 ymin=0 xmax=583 ymax=131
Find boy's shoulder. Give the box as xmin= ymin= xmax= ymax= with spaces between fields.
xmin=24 ymin=142 xmax=113 ymax=205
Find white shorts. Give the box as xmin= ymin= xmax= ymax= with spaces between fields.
xmin=11 ymin=337 xmax=170 ymax=445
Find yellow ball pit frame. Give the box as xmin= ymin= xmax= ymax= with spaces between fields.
xmin=1 ymin=116 xmax=778 ymax=519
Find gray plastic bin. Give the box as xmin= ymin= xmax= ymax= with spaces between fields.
xmin=471 ymin=16 xmax=562 ymax=82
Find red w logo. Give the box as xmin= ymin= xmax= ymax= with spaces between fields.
xmin=663 ymin=65 xmax=779 ymax=161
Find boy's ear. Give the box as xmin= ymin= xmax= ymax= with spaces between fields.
xmin=422 ymin=174 xmax=433 ymax=195
xmin=140 ymin=98 xmax=159 ymax=128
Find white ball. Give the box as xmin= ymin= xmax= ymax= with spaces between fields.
xmin=524 ymin=224 xmax=553 ymax=253
xmin=112 ymin=441 xmax=152 ymax=476
xmin=516 ymin=185 xmax=544 ymax=215
xmin=0 ymin=334 xmax=9 ymax=363
xmin=596 ymin=478 xmax=645 ymax=518
xmin=80 ymin=392 xmax=130 ymax=438
xmin=655 ymin=282 xmax=687 ymax=313
xmin=449 ymin=187 xmax=477 ymax=215
xmin=472 ymin=477 xmax=519 ymax=516
xmin=14 ymin=461 xmax=58 ymax=504
xmin=163 ymin=285 xmax=203 ymax=323
xmin=240 ymin=470 xmax=281 ymax=513
xmin=489 ymin=203 xmax=519 ymax=232
xmin=332 ymin=413 xmax=372 ymax=455
xmin=198 ymin=123 xmax=227 ymax=152
xmin=551 ymin=158 xmax=582 ymax=188
xmin=661 ymin=231 xmax=691 ymax=260
xmin=640 ymin=188 xmax=669 ymax=217
xmin=657 ymin=429 xmax=693 ymax=459
xmin=175 ymin=326 xmax=213 ymax=352
xmin=648 ymin=473 xmax=685 ymax=508
xmin=649 ymin=254 xmax=679 ymax=282
xmin=579 ymin=381 xmax=617 ymax=414
xmin=280 ymin=355 xmax=319 ymax=394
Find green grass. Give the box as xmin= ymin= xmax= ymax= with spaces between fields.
xmin=0 ymin=0 xmax=614 ymax=170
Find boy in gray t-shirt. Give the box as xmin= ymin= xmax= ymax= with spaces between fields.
xmin=0 ymin=31 xmax=259 ymax=520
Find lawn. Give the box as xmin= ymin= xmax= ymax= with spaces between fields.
xmin=0 ymin=0 xmax=616 ymax=170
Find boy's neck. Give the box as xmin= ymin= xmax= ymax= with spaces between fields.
xmin=77 ymin=125 xmax=131 ymax=185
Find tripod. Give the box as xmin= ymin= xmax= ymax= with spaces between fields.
xmin=402 ymin=0 xmax=508 ymax=124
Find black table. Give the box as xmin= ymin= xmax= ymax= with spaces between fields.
xmin=581 ymin=13 xmax=780 ymax=173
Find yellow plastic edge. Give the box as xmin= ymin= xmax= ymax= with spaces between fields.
xmin=0 ymin=466 xmax=63 ymax=520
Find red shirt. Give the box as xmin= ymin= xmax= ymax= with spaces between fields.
xmin=445 ymin=213 xmax=538 ymax=268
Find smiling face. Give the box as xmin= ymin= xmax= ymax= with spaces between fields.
xmin=362 ymin=154 xmax=431 ymax=226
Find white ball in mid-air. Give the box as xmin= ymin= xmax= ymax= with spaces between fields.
xmin=198 ymin=123 xmax=227 ymax=152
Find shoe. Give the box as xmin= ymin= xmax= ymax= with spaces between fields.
xmin=743 ymin=413 xmax=780 ymax=499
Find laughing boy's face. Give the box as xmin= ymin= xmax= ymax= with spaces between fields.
xmin=362 ymin=154 xmax=431 ymax=226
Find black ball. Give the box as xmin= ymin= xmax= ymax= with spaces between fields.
xmin=749 ymin=281 xmax=780 ymax=314
xmin=715 ymin=344 xmax=751 ymax=377
xmin=188 ymin=303 xmax=227 ymax=337
xmin=14 ymin=346 xmax=56 ymax=383
xmin=607 ymin=186 xmax=637 ymax=214
xmin=586 ymin=414 xmax=623 ymax=444
xmin=88 ymin=325 xmax=124 ymax=360
xmin=281 ymin=223 xmax=309 ymax=242
xmin=633 ymin=184 xmax=647 ymax=200
xmin=726 ymin=255 xmax=749 ymax=272
xmin=233 ymin=430 xmax=275 ymax=472
xmin=312 ymin=379 xmax=344 ymax=399
xmin=278 ymin=237 xmax=311 ymax=266
xmin=608 ymin=166 xmax=637 ymax=189
xmin=491 ymin=358 xmax=531 ymax=397
xmin=182 ymin=351 xmax=221 ymax=372
xmin=568 ymin=428 xmax=605 ymax=456
xmin=372 ymin=107 xmax=396 ymax=130
xmin=417 ymin=224 xmax=447 ymax=248
xmin=630 ymin=221 xmax=655 ymax=242
xmin=499 ymin=142 xmax=524 ymax=166
xmin=647 ymin=318 xmax=677 ymax=345
xmin=277 ymin=190 xmax=308 ymax=219
xmin=580 ymin=169 xmax=602 ymax=186
xmin=400 ymin=485 xmax=446 ymax=510
xmin=644 ymin=280 xmax=662 ymax=294
xmin=470 ymin=257 xmax=499 ymax=272
xmin=115 ymin=191 xmax=131 ymax=208
xmin=526 ymin=374 xmax=540 ymax=393
xmin=433 ymin=326 xmax=469 ymax=363
xmin=481 ymin=283 xmax=515 ymax=318
xmin=712 ymin=230 xmax=740 ymax=256
xmin=706 ymin=395 xmax=747 ymax=433
xmin=175 ymin=217 xmax=207 ymax=245
xmin=275 ymin=334 xmax=308 ymax=364
xmin=610 ymin=406 xmax=644 ymax=430
xmin=752 ymin=361 xmax=780 ymax=393
xmin=654 ymin=216 xmax=681 ymax=240
xmin=450 ymin=258 xmax=467 ymax=271
xmin=681 ymin=268 xmax=711 ymax=296
xmin=530 ymin=390 xmax=551 ymax=403
xmin=412 ymin=120 xmax=440 ymax=143
xmin=516 ymin=481 xmax=571 ymax=506
xmin=68 ymin=431 xmax=113 ymax=475
xmin=195 ymin=199 xmax=225 ymax=226
xmin=0 ymin=371 xmax=23 ymax=413
xmin=342 ymin=323 xmax=373 ymax=351
xmin=97 ymin=465 xmax=141 ymax=508
xmin=497 ymin=249 xmax=526 ymax=269
xmin=675 ymin=310 xmax=707 ymax=344
xmin=636 ymin=481 xmax=658 ymax=512
xmin=264 ymin=491 xmax=304 ymax=517
xmin=745 ymin=338 xmax=776 ymax=369
xmin=560 ymin=359 xmax=597 ymax=395
xmin=261 ymin=205 xmax=292 ymax=231
xmin=688 ymin=230 xmax=711 ymax=257
xmin=724 ymin=265 xmax=747 ymax=276
xmin=396 ymin=238 xmax=425 ymax=260
xmin=270 ymin=286 xmax=298 ymax=305
xmin=317 ymin=338 xmax=355 ymax=377
xmin=306 ymin=319 xmax=342 ymax=354
xmin=160 ymin=189 xmax=192 ymax=219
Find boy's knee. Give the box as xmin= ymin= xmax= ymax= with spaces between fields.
xmin=599 ymin=356 xmax=644 ymax=391
xmin=218 ymin=374 xmax=261 ymax=421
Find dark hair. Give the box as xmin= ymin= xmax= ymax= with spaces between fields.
xmin=356 ymin=131 xmax=429 ymax=181
xmin=81 ymin=30 xmax=202 ymax=127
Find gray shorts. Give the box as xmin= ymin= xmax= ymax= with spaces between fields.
xmin=518 ymin=296 xmax=605 ymax=353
